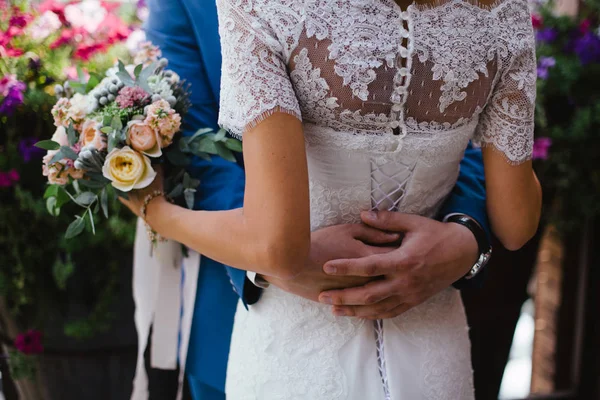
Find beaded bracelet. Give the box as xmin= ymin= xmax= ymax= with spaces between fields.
xmin=140 ymin=190 xmax=167 ymax=245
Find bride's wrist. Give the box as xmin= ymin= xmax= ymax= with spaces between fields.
xmin=144 ymin=195 xmax=169 ymax=234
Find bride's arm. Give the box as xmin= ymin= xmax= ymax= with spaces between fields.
xmin=476 ymin=14 xmax=541 ymax=250
xmin=144 ymin=113 xmax=310 ymax=280
xmin=483 ymin=151 xmax=541 ymax=250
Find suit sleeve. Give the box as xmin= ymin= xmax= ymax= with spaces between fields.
xmin=145 ymin=0 xmax=258 ymax=306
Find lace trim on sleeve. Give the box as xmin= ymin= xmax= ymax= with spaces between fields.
xmin=217 ymin=0 xmax=302 ymax=139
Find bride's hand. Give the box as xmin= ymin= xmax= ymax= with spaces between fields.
xmin=119 ymin=165 xmax=165 ymax=220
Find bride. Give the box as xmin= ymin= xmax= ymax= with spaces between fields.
xmin=123 ymin=0 xmax=541 ymax=398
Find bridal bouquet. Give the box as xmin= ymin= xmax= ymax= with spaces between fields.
xmin=36 ymin=43 xmax=242 ymax=239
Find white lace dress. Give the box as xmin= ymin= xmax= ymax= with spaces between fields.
xmin=217 ymin=0 xmax=536 ymax=398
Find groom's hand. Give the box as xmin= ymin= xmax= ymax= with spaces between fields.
xmin=318 ymin=211 xmax=479 ymax=319
xmin=264 ymin=224 xmax=400 ymax=302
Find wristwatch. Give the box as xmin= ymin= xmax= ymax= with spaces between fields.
xmin=444 ymin=214 xmax=493 ymax=281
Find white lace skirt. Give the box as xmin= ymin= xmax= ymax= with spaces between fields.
xmin=225 ymin=286 xmax=473 ymax=400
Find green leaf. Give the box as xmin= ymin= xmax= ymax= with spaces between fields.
xmin=137 ymin=61 xmax=158 ymax=93
xmin=75 ymin=192 xmax=97 ymax=206
xmin=78 ymin=179 xmax=106 ymax=189
xmin=77 ymin=65 xmax=86 ymax=83
xmin=102 ymin=114 xmax=112 ymax=127
xmin=46 ymin=196 xmax=60 ymax=217
xmin=85 ymin=74 xmax=100 ymax=93
xmin=213 ymin=129 xmax=227 ymax=142
xmin=100 ymin=126 xmax=113 ymax=134
xmin=60 ymin=146 xmax=78 ymax=161
xmin=194 ymin=137 xmax=219 ymax=154
xmin=216 ymin=144 xmax=236 ymax=162
xmin=49 ymin=149 xmax=65 ymax=164
xmin=111 ymin=116 xmax=123 ymax=131
xmin=89 ymin=209 xmax=96 ymax=235
xmin=67 ymin=123 xmax=78 ymax=146
xmin=167 ymin=183 xmax=183 ymax=199
xmin=134 ymin=64 xmax=143 ymax=78
xmin=165 ymin=147 xmax=190 ymax=167
xmin=52 ymin=256 xmax=75 ymax=290
xmin=100 ymin=187 xmax=109 ymax=218
xmin=184 ymin=188 xmax=196 ymax=209
xmin=36 ymin=140 xmax=61 ymax=151
xmin=183 ymin=172 xmax=191 ymax=188
xmin=225 ymin=138 xmax=243 ymax=153
xmin=44 ymin=184 xmax=60 ymax=199
xmin=69 ymin=81 xmax=87 ymax=94
xmin=65 ymin=216 xmax=86 ymax=239
xmin=117 ymin=60 xmax=135 ymax=87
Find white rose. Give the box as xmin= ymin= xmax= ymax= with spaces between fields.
xmin=102 ymin=146 xmax=156 ymax=192
xmin=51 ymin=126 xmax=69 ymax=147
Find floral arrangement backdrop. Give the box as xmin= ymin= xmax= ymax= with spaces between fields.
xmin=0 ymin=0 xmax=148 ymax=380
xmin=532 ymin=0 xmax=600 ymax=233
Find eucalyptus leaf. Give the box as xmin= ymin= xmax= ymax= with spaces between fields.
xmin=111 ymin=116 xmax=123 ymax=131
xmin=77 ymin=66 xmax=86 ymax=83
xmin=225 ymin=138 xmax=243 ymax=153
xmin=78 ymin=179 xmax=108 ymax=189
xmin=165 ymin=147 xmax=190 ymax=167
xmin=60 ymin=146 xmax=78 ymax=161
xmin=194 ymin=137 xmax=219 ymax=154
xmin=44 ymin=184 xmax=59 ymax=199
xmin=75 ymin=192 xmax=97 ymax=206
xmin=102 ymin=114 xmax=112 ymax=127
xmin=89 ymin=210 xmax=96 ymax=235
xmin=117 ymin=60 xmax=135 ymax=87
xmin=69 ymin=81 xmax=86 ymax=94
xmin=35 ymin=140 xmax=60 ymax=151
xmin=183 ymin=172 xmax=191 ymax=188
xmin=134 ymin=64 xmax=143 ymax=78
xmin=49 ymin=149 xmax=65 ymax=164
xmin=100 ymin=126 xmax=113 ymax=134
xmin=213 ymin=129 xmax=227 ymax=142
xmin=67 ymin=123 xmax=78 ymax=146
xmin=216 ymin=144 xmax=236 ymax=162
xmin=65 ymin=216 xmax=86 ymax=239
xmin=100 ymin=187 xmax=109 ymax=218
xmin=46 ymin=196 xmax=60 ymax=217
xmin=184 ymin=188 xmax=196 ymax=210
xmin=137 ymin=61 xmax=158 ymax=93
xmin=85 ymin=74 xmax=100 ymax=93
xmin=167 ymin=183 xmax=184 ymax=199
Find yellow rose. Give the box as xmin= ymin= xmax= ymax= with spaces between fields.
xmin=127 ymin=120 xmax=161 ymax=157
xmin=102 ymin=146 xmax=156 ymax=192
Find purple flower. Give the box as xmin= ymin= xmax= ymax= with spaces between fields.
xmin=537 ymin=56 xmax=556 ymax=80
xmin=537 ymin=28 xmax=558 ymax=43
xmin=18 ymin=138 xmax=46 ymax=162
xmin=533 ymin=137 xmax=552 ymax=160
xmin=0 ymin=169 xmax=20 ymax=188
xmin=572 ymin=32 xmax=600 ymax=64
xmin=14 ymin=330 xmax=44 ymax=354
xmin=0 ymin=79 xmax=26 ymax=116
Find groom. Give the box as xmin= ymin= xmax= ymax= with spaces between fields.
xmin=144 ymin=0 xmax=491 ymax=398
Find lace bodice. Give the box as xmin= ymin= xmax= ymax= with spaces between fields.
xmin=217 ymin=0 xmax=536 ymax=164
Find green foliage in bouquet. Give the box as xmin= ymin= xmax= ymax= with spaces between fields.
xmin=0 ymin=0 xmax=145 ymax=345
xmin=533 ymin=0 xmax=600 ymax=233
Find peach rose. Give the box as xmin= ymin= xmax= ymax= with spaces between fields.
xmin=80 ymin=120 xmax=107 ymax=151
xmin=127 ymin=120 xmax=161 ymax=157
xmin=102 ymin=146 xmax=156 ymax=192
xmin=51 ymin=126 xmax=69 ymax=147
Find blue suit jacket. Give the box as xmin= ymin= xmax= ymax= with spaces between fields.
xmin=145 ymin=0 xmax=489 ymax=395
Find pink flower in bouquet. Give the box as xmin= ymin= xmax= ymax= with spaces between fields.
xmin=145 ymin=100 xmax=181 ymax=147
xmin=80 ymin=119 xmax=107 ymax=151
xmin=0 ymin=169 xmax=20 ymax=188
xmin=127 ymin=120 xmax=161 ymax=157
xmin=533 ymin=137 xmax=552 ymax=160
xmin=15 ymin=330 xmax=43 ymax=355
xmin=116 ymin=86 xmax=151 ymax=109
xmin=134 ymin=41 xmax=162 ymax=66
xmin=51 ymin=98 xmax=71 ymax=127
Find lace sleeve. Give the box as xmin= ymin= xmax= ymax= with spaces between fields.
xmin=474 ymin=39 xmax=537 ymax=164
xmin=216 ymin=0 xmax=302 ymax=139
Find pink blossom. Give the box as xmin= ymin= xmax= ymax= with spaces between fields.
xmin=51 ymin=98 xmax=71 ymax=127
xmin=579 ymin=19 xmax=592 ymax=34
xmin=533 ymin=137 xmax=552 ymax=160
xmin=116 ymin=86 xmax=150 ymax=108
xmin=0 ymin=169 xmax=19 ymax=188
xmin=531 ymin=14 xmax=543 ymax=29
xmin=145 ymin=100 xmax=182 ymax=147
xmin=14 ymin=330 xmax=44 ymax=355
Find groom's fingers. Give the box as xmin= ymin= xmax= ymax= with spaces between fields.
xmin=331 ymin=296 xmax=403 ymax=318
xmin=319 ymin=279 xmax=397 ymax=306
xmin=324 ymin=252 xmax=406 ymax=276
xmin=361 ymin=210 xmax=423 ymax=232
xmin=351 ymin=224 xmax=401 ymax=245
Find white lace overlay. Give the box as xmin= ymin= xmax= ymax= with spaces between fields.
xmin=218 ymin=0 xmax=536 ymax=398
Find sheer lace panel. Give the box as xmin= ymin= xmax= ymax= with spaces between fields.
xmin=217 ymin=0 xmax=536 ymax=150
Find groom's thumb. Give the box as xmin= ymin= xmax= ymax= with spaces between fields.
xmin=361 ymin=210 xmax=420 ymax=232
